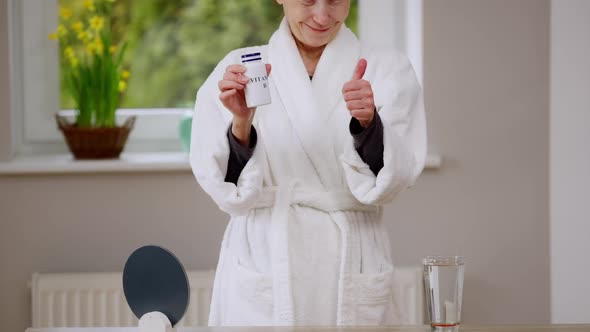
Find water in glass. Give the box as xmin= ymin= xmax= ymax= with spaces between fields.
xmin=424 ymin=256 xmax=464 ymax=330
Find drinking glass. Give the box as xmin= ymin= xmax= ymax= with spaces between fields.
xmin=423 ymin=256 xmax=465 ymax=331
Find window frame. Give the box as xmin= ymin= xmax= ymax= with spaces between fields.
xmin=9 ymin=0 xmax=192 ymax=155
xmin=8 ymin=0 xmax=423 ymax=156
xmin=358 ymin=0 xmax=423 ymax=83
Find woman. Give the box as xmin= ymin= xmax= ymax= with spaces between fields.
xmin=190 ymin=0 xmax=426 ymax=326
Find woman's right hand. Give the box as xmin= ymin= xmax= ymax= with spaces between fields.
xmin=218 ymin=64 xmax=271 ymax=146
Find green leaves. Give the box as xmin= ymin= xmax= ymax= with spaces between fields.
xmin=59 ymin=0 xmax=358 ymax=110
xmin=58 ymin=0 xmax=129 ymax=128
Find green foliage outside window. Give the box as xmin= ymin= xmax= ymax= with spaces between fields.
xmin=59 ymin=0 xmax=358 ymax=109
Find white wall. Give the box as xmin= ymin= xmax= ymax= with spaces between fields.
xmin=420 ymin=0 xmax=549 ymax=323
xmin=550 ymin=0 xmax=590 ymax=324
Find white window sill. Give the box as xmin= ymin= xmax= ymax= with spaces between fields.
xmin=0 ymin=152 xmax=192 ymax=175
xmin=0 ymin=152 xmax=442 ymax=176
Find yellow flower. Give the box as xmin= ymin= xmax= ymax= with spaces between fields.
xmin=57 ymin=24 xmax=67 ymax=37
xmin=59 ymin=7 xmax=73 ymax=20
xmin=77 ymin=31 xmax=89 ymax=42
xmin=83 ymin=0 xmax=95 ymax=12
xmin=94 ymin=38 xmax=104 ymax=54
xmin=122 ymin=70 xmax=130 ymax=79
xmin=48 ymin=32 xmax=58 ymax=40
xmin=109 ymin=46 xmax=117 ymax=54
xmin=118 ymin=81 xmax=127 ymax=92
xmin=86 ymin=43 xmax=96 ymax=55
xmin=64 ymin=46 xmax=75 ymax=59
xmin=89 ymin=16 xmax=104 ymax=32
xmin=69 ymin=56 xmax=79 ymax=68
xmin=72 ymin=21 xmax=84 ymax=32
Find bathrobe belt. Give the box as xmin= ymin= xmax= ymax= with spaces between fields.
xmin=253 ymin=185 xmax=379 ymax=213
xmin=251 ymin=184 xmax=378 ymax=324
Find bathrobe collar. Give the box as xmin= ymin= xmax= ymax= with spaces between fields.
xmin=268 ymin=18 xmax=361 ymax=188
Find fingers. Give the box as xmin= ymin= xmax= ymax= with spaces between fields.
xmin=223 ymin=71 xmax=249 ymax=84
xmin=220 ymin=67 xmax=249 ymax=94
xmin=219 ymin=62 xmax=270 ymax=114
xmin=342 ymin=79 xmax=370 ymax=93
xmin=225 ymin=64 xmax=246 ymax=74
xmin=344 ymin=59 xmax=373 ymax=127
xmin=343 ymin=89 xmax=373 ymax=102
xmin=346 ymin=99 xmax=372 ymax=111
xmin=219 ymin=89 xmax=237 ymax=101
xmin=218 ymin=80 xmax=245 ymax=92
xmin=222 ymin=63 xmax=270 ymax=87
xmin=351 ymin=58 xmax=367 ymax=80
xmin=227 ymin=63 xmax=271 ymax=76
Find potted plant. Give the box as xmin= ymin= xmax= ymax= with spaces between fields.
xmin=49 ymin=0 xmax=134 ymax=159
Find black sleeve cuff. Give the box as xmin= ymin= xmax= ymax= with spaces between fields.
xmin=349 ymin=110 xmax=384 ymax=175
xmin=350 ymin=108 xmax=378 ymax=148
xmin=225 ymin=124 xmax=257 ymax=184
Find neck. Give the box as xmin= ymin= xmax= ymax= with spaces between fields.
xmin=294 ymin=36 xmax=326 ymax=76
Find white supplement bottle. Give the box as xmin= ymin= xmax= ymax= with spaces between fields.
xmin=241 ymin=52 xmax=271 ymax=108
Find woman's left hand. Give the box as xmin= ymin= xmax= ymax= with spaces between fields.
xmin=342 ymin=58 xmax=375 ymax=128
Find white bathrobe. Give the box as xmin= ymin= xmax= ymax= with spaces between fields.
xmin=190 ymin=18 xmax=426 ymax=326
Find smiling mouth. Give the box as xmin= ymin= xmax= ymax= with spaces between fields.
xmin=305 ymin=24 xmax=330 ymax=33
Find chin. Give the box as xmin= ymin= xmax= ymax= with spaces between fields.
xmin=302 ymin=35 xmax=332 ymax=48
xmin=305 ymin=39 xmax=329 ymax=48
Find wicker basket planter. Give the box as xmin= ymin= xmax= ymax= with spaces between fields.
xmin=56 ymin=114 xmax=136 ymax=160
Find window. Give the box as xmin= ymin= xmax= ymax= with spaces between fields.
xmin=8 ymin=0 xmax=421 ymax=156
xmin=56 ymin=0 xmax=357 ymax=110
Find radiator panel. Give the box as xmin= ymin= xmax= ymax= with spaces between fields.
xmin=31 ymin=271 xmax=216 ymax=328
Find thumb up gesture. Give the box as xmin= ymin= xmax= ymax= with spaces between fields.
xmin=342 ymin=58 xmax=375 ymax=128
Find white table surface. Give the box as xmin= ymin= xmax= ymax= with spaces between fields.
xmin=24 ymin=325 xmax=590 ymax=332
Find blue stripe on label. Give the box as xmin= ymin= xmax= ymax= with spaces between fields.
xmin=241 ymin=58 xmax=262 ymax=63
xmin=241 ymin=52 xmax=261 ymax=58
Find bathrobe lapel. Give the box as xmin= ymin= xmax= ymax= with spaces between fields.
xmin=268 ymin=19 xmax=360 ymax=188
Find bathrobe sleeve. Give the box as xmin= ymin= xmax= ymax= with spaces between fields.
xmin=224 ymin=112 xmax=384 ymax=182
xmin=341 ymin=52 xmax=427 ymax=205
xmin=190 ymin=51 xmax=266 ymax=216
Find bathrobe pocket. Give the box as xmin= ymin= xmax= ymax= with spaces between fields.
xmin=226 ymin=249 xmax=274 ymax=325
xmin=351 ymin=264 xmax=394 ymax=325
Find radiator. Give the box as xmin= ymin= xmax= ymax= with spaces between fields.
xmin=31 ymin=267 xmax=423 ymax=327
xmin=30 ymin=270 xmax=215 ymax=328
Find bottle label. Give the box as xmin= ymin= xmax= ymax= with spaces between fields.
xmin=241 ymin=51 xmax=271 ymax=108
